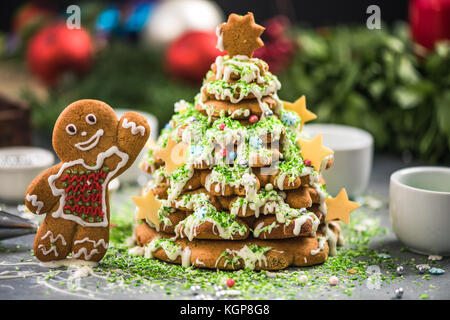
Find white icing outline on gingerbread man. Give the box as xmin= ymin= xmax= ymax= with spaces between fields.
xmin=25 ymin=194 xmax=44 ymax=214
xmin=73 ymin=237 xmax=108 ymax=249
xmin=48 ymin=146 xmax=129 ymax=227
xmin=122 ymin=118 xmax=146 ymax=136
xmin=74 ymin=129 xmax=104 ymax=151
xmin=40 ymin=231 xmax=67 ymax=246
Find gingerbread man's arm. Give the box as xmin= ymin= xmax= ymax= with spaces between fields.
xmin=115 ymin=111 xmax=150 ymax=177
xmin=25 ymin=163 xmax=63 ymax=215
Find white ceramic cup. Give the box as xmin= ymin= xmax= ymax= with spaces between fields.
xmin=0 ymin=146 xmax=55 ymax=202
xmin=115 ymin=109 xmax=158 ymax=184
xmin=302 ymin=124 xmax=374 ymax=197
xmin=390 ymin=166 xmax=450 ymax=256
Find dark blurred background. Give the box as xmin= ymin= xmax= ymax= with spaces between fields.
xmin=0 ymin=0 xmax=448 ymax=164
xmin=0 ymin=0 xmax=409 ymax=31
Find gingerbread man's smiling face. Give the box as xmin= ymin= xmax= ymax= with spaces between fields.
xmin=53 ymin=100 xmax=118 ymax=164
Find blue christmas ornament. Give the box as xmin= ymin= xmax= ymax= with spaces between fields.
xmin=227 ymin=151 xmax=237 ymax=161
xmin=249 ymin=136 xmax=263 ymax=149
xmin=96 ymin=7 xmax=120 ymax=33
xmin=124 ymin=2 xmax=155 ymax=33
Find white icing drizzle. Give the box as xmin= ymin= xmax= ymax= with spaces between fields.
xmin=229 ymin=108 xmax=250 ymax=118
xmin=38 ymin=244 xmax=59 ymax=257
xmin=74 ymin=129 xmax=104 ymax=151
xmin=167 ymin=165 xmax=195 ymax=202
xmin=73 ymin=237 xmax=108 ymax=250
xmin=215 ymin=245 xmax=271 ymax=270
xmin=181 ymin=246 xmax=191 ymax=267
xmin=201 ymin=55 xmax=281 ymax=119
xmin=320 ymin=154 xmax=334 ymax=172
xmin=128 ymin=246 xmax=145 ymax=256
xmin=312 ymin=182 xmax=328 ymax=214
xmin=204 ymin=166 xmax=258 ymax=201
xmin=215 ymin=24 xmax=225 ymax=51
xmin=71 ymin=247 xmax=100 ymax=260
xmin=144 ymin=238 xmax=191 ymax=267
xmin=48 ymin=146 xmax=129 ymax=227
xmin=215 ymin=55 xmax=266 ymax=84
xmin=195 ymin=258 xmax=205 ymax=266
xmin=253 ymin=221 xmax=277 ymax=238
xmin=72 ymin=265 xmax=93 ymax=279
xmin=176 ymin=207 xmax=246 ymax=241
xmin=122 ymin=118 xmax=146 ymax=136
xmin=25 ymin=194 xmax=44 ymax=214
xmin=310 ymin=222 xmax=338 ymax=256
xmin=40 ymin=231 xmax=67 ymax=246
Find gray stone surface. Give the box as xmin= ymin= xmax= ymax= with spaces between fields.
xmin=0 ymin=153 xmax=448 ymax=300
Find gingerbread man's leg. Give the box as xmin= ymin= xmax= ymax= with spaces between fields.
xmin=71 ymin=226 xmax=109 ymax=263
xmin=33 ymin=215 xmax=76 ymax=262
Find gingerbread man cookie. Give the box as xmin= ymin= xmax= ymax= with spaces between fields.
xmin=25 ymin=99 xmax=150 ymax=265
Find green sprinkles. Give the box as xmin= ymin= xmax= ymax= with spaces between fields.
xmin=84 ymin=205 xmax=429 ymax=299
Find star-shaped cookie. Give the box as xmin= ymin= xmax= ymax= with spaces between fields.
xmin=325 ymin=188 xmax=360 ymax=224
xmin=219 ymin=12 xmax=265 ymax=57
xmin=297 ymin=133 xmax=333 ymax=171
xmin=283 ymin=96 xmax=317 ymax=130
xmin=132 ymin=189 xmax=161 ymax=227
xmin=154 ymin=136 xmax=187 ymax=174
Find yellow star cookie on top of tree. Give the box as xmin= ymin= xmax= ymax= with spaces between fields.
xmin=132 ymin=189 xmax=161 ymax=227
xmin=283 ymin=96 xmax=317 ymax=130
xmin=297 ymin=133 xmax=333 ymax=171
xmin=154 ymin=136 xmax=188 ymax=174
xmin=218 ymin=12 xmax=265 ymax=57
xmin=325 ymin=188 xmax=360 ymax=224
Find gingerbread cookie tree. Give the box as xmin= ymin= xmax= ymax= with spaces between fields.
xmin=132 ymin=13 xmax=359 ymax=270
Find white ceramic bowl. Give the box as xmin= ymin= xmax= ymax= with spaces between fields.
xmin=0 ymin=146 xmax=55 ymax=202
xmin=303 ymin=124 xmax=374 ymax=197
xmin=390 ymin=166 xmax=450 ymax=256
xmin=115 ymin=109 xmax=158 ymax=184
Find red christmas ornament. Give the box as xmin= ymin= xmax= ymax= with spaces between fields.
xmin=226 ymin=278 xmax=235 ymax=288
xmin=165 ymin=31 xmax=224 ymax=83
xmin=409 ymin=0 xmax=450 ymax=51
xmin=221 ymin=148 xmax=227 ymax=158
xmin=218 ymin=123 xmax=226 ymax=130
xmin=249 ymin=115 xmax=259 ymax=124
xmin=27 ymin=22 xmax=94 ymax=86
xmin=304 ymin=159 xmax=312 ymax=166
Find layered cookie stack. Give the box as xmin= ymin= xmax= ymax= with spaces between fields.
xmin=132 ymin=13 xmax=359 ymax=271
